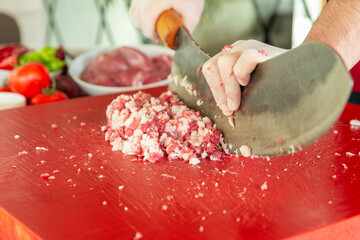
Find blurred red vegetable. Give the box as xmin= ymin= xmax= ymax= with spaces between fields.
xmin=0 ymin=54 xmax=18 ymax=70
xmin=0 ymin=44 xmax=28 ymax=62
xmin=30 ymin=90 xmax=68 ymax=105
xmin=55 ymin=75 xmax=82 ymax=98
xmin=0 ymin=86 xmax=11 ymax=92
xmin=8 ymin=62 xmax=51 ymax=98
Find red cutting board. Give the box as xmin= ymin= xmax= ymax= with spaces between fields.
xmin=0 ymin=86 xmax=360 ymax=240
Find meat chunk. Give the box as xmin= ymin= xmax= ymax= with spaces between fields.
xmin=80 ymin=47 xmax=172 ymax=87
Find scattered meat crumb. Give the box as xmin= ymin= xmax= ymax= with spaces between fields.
xmin=48 ymin=176 xmax=55 ymax=180
xmin=236 ymin=217 xmax=241 ymax=222
xmin=67 ymin=179 xmax=72 ymax=183
xmin=342 ymin=163 xmax=348 ymax=169
xmin=18 ymin=151 xmax=28 ymax=157
xmin=289 ymin=145 xmax=296 ymax=153
xmin=88 ymin=153 xmax=93 ymax=158
xmin=53 ymin=170 xmax=59 ymax=174
xmin=162 ymin=204 xmax=168 ymax=211
xmin=258 ymin=50 xmax=268 ymax=56
xmin=161 ymin=173 xmax=176 ymax=180
xmin=36 ymin=147 xmax=48 ymax=151
xmin=297 ymin=142 xmax=303 ymax=151
xmin=199 ymin=226 xmax=204 ymax=232
xmin=102 ymin=201 xmax=107 ymax=206
xmin=73 ymin=116 xmax=78 ymax=120
xmin=40 ymin=173 xmax=50 ymax=180
xmin=228 ymin=116 xmax=235 ymax=129
xmin=133 ymin=232 xmax=143 ymax=240
xmin=124 ymin=207 xmax=128 ymax=211
xmin=260 ymin=182 xmax=268 ymax=191
xmin=333 ymin=130 xmax=338 ymax=134
xmin=98 ymin=175 xmax=104 ymax=179
xmin=350 ymin=119 xmax=360 ymax=127
xmin=14 ymin=135 xmax=20 ymax=139
xmin=222 ymin=45 xmax=232 ymax=53
xmin=346 ymin=152 xmax=355 ymax=157
xmin=189 ymin=157 xmax=200 ymax=165
xmin=223 ymin=210 xmax=227 ymax=214
xmin=118 ymin=185 xmax=124 ymax=190
xmin=332 ymin=175 xmax=337 ymax=179
xmin=51 ymin=124 xmax=58 ymax=130
xmin=328 ymin=201 xmax=333 ymax=204
xmin=239 ymin=145 xmax=252 ymax=157
xmin=80 ymin=122 xmax=86 ymax=127
xmin=335 ymin=153 xmax=341 ymax=156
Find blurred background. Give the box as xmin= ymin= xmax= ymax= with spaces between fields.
xmin=0 ymin=0 xmax=325 ymax=54
xmin=0 ymin=0 xmax=329 ymax=109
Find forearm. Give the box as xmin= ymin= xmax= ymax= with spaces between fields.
xmin=304 ymin=0 xmax=360 ymax=69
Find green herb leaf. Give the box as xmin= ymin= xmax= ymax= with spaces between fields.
xmin=18 ymin=46 xmax=66 ymax=72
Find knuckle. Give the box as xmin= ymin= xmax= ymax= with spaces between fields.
xmin=218 ymin=53 xmax=236 ymax=67
xmin=232 ymin=40 xmax=245 ymax=46
xmin=233 ymin=67 xmax=246 ymax=79
xmin=202 ymin=61 xmax=214 ymax=75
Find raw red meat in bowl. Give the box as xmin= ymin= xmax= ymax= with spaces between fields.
xmin=69 ymin=45 xmax=174 ymax=96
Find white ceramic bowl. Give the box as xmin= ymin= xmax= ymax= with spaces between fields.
xmin=69 ymin=44 xmax=174 ymax=96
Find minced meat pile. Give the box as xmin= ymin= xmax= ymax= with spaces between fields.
xmin=103 ymin=91 xmax=224 ymax=164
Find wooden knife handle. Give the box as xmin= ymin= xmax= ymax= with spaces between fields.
xmin=155 ymin=9 xmax=189 ymax=49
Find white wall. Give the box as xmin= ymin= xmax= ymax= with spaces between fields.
xmin=54 ymin=0 xmax=141 ymax=48
xmin=0 ymin=0 xmax=46 ymax=48
xmin=0 ymin=0 xmax=141 ymax=49
xmin=292 ymin=0 xmax=323 ymax=47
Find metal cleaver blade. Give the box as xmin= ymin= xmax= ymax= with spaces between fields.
xmin=169 ymin=29 xmax=353 ymax=156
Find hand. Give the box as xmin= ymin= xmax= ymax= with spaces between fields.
xmin=130 ymin=0 xmax=205 ymax=40
xmin=202 ymin=39 xmax=287 ymax=116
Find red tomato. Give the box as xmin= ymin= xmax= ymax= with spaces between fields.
xmin=0 ymin=54 xmax=18 ymax=70
xmin=7 ymin=62 xmax=51 ymax=98
xmin=0 ymin=86 xmax=11 ymax=92
xmin=30 ymin=90 xmax=68 ymax=105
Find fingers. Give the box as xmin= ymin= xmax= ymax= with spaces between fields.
xmin=203 ymin=58 xmax=233 ymax=116
xmin=218 ymin=53 xmax=242 ymax=112
xmin=202 ymin=40 xmax=287 ymax=116
xmin=233 ymin=49 xmax=269 ymax=86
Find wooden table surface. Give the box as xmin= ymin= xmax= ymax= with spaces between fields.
xmin=0 ymin=87 xmax=360 ymax=240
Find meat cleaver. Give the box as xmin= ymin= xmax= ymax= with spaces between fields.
xmin=155 ymin=9 xmax=353 ymax=156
